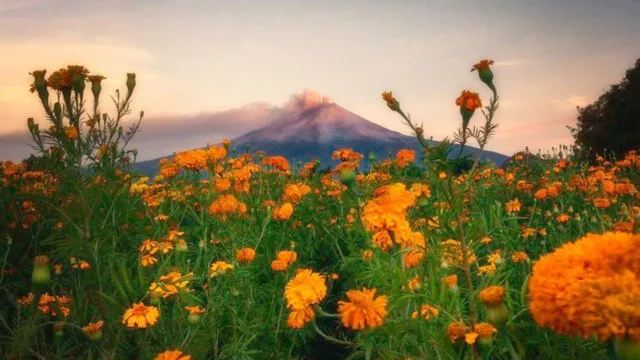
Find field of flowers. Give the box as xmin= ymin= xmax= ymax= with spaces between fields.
xmin=0 ymin=60 xmax=639 ymax=360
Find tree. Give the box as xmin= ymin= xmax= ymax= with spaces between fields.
xmin=568 ymin=58 xmax=640 ymax=161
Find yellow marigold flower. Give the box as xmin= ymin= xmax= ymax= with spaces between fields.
xmin=479 ymin=286 xmax=505 ymax=306
xmin=287 ymin=306 xmax=315 ymax=329
xmin=236 ymin=248 xmax=256 ymax=263
xmin=285 ymin=269 xmax=327 ymax=310
xmin=273 ymin=202 xmax=294 ymax=221
xmin=478 ymin=263 xmax=497 ymax=275
xmin=154 ymin=349 xmax=191 ymax=360
xmin=209 ymin=261 xmax=234 ymax=277
xmin=338 ymin=287 xmax=388 ymax=330
xmin=528 ymin=232 xmax=640 ymax=342
xmin=122 ymin=303 xmax=159 ymax=328
xmin=465 ymin=332 xmax=479 ymax=345
xmin=455 ymin=90 xmax=482 ymax=111
xmin=411 ymin=304 xmax=439 ymax=321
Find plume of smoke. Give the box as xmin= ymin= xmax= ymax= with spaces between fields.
xmin=286 ymin=89 xmax=332 ymax=111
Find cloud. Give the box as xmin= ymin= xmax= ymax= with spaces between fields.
xmin=492 ymin=59 xmax=544 ymax=68
xmin=285 ymin=89 xmax=333 ymax=111
xmin=552 ymin=95 xmax=589 ymax=109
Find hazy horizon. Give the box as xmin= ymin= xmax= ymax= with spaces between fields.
xmin=1 ymin=0 xmax=639 ymax=161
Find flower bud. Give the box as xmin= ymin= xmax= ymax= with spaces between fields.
xmin=339 ymin=168 xmax=356 ymax=186
xmin=188 ymin=313 xmax=201 ymax=324
xmin=485 ymin=303 xmax=509 ymax=327
xmin=176 ymin=239 xmax=188 ymax=253
xmin=126 ymin=73 xmax=136 ymax=96
xmin=53 ymin=322 xmax=64 ymax=339
xmin=32 ymin=255 xmax=51 ymax=285
xmin=53 ymin=102 xmax=62 ymax=121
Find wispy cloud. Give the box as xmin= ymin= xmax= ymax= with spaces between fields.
xmin=552 ymin=95 xmax=589 ymax=110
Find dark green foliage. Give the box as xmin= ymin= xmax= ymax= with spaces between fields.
xmin=569 ymin=58 xmax=640 ymax=161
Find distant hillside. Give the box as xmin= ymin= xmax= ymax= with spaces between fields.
xmin=133 ymin=92 xmax=508 ymax=175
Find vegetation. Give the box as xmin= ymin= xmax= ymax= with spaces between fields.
xmin=0 ymin=60 xmax=638 ymax=360
xmin=569 ymin=58 xmax=640 ymax=162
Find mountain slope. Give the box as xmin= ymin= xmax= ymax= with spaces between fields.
xmin=133 ymin=93 xmax=508 ymax=175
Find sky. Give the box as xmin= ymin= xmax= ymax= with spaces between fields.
xmin=0 ymin=0 xmax=639 ymax=161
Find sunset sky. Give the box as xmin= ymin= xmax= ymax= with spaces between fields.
xmin=1 ymin=0 xmax=639 ymax=161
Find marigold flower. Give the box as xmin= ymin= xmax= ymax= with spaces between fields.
xmin=456 ymin=90 xmax=482 ymax=111
xmin=381 ymin=91 xmax=401 ymax=112
xmin=411 ymin=304 xmax=439 ymax=321
xmin=236 ymin=248 xmax=256 ymax=263
xmin=396 ymin=149 xmax=415 ymax=168
xmin=338 ymin=287 xmax=388 ymax=330
xmin=174 ymin=149 xmax=208 ymax=171
xmin=474 ymin=322 xmax=498 ymax=338
xmin=285 ymin=269 xmax=327 ymax=310
xmin=511 ymin=252 xmax=529 ymax=263
xmin=154 ymin=349 xmax=191 ymax=360
xmin=506 ymin=198 xmax=521 ymax=213
xmin=465 ymin=332 xmax=479 ymax=345
xmin=209 ymin=261 xmax=234 ymax=277
xmin=447 ymin=321 xmax=468 ymax=342
xmin=273 ymin=202 xmax=294 ymax=221
xmin=287 ymin=307 xmax=315 ymax=329
xmin=528 ymin=232 xmax=640 ymax=342
xmin=82 ymin=320 xmax=104 ymax=340
xmin=403 ymin=248 xmax=424 ymax=268
xmin=122 ymin=303 xmax=159 ymax=328
xmin=271 ymin=259 xmax=288 ymax=271
xmin=479 ymin=286 xmax=505 ymax=306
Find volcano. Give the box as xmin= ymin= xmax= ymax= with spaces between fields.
xmin=133 ymin=90 xmax=508 ymax=174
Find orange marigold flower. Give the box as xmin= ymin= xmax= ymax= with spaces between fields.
xmin=465 ymin=332 xmax=479 ymax=345
xmin=273 ymin=202 xmax=294 ymax=221
xmin=271 ymin=259 xmax=288 ymax=271
xmin=184 ymin=305 xmax=206 ymax=315
xmin=471 ymin=59 xmax=495 ymax=72
xmin=556 ymin=213 xmax=570 ymax=223
xmin=395 ymin=149 xmax=415 ymax=168
xmin=262 ymin=156 xmax=290 ymax=172
xmin=287 ymin=306 xmax=315 ymax=329
xmin=174 ymin=149 xmax=208 ymax=171
xmin=154 ymin=349 xmax=191 ymax=360
xmin=276 ymin=250 xmax=297 ymax=265
xmin=511 ymin=252 xmax=529 ymax=262
xmin=285 ymin=269 xmax=327 ymax=310
xmin=361 ymin=249 xmax=374 ymax=261
xmin=447 ymin=321 xmax=468 ymax=342
xmin=479 ymin=286 xmax=505 ymax=306
xmin=443 ymin=275 xmax=458 ymax=289
xmin=122 ymin=303 xmax=159 ymax=328
xmin=475 ymin=322 xmax=498 ymax=338
xmin=236 ymin=248 xmax=256 ymax=263
xmin=593 ymin=197 xmax=610 ymax=208
xmin=528 ymin=231 xmax=640 ymax=342
xmin=82 ymin=320 xmax=104 ymax=335
xmin=338 ymin=287 xmax=388 ymax=330
xmin=505 ymin=198 xmax=521 ymax=213
xmin=455 ymin=90 xmax=482 ymax=111
xmin=140 ymin=254 xmax=158 ymax=267
xmin=403 ymin=248 xmax=424 ymax=268
xmin=534 ymin=189 xmax=548 ymax=200
xmin=411 ymin=304 xmax=439 ymax=321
